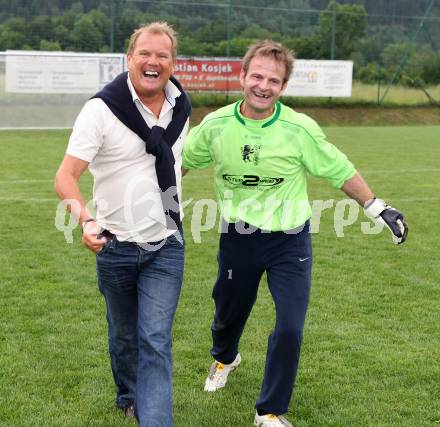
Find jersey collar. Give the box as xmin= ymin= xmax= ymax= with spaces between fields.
xmin=234 ymin=100 xmax=281 ymax=128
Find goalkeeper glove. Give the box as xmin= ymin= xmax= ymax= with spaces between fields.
xmin=364 ymin=198 xmax=408 ymax=244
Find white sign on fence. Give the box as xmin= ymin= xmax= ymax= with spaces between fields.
xmin=5 ymin=51 xmax=124 ymax=93
xmin=4 ymin=51 xmax=353 ymax=97
xmin=285 ymin=60 xmax=353 ymax=97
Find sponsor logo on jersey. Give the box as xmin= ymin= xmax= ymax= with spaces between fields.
xmin=222 ymin=174 xmax=284 ymax=187
xmin=241 ymin=144 xmax=261 ymax=165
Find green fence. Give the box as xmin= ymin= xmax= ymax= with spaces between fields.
xmin=1 ymin=1 xmax=439 ymax=89
xmin=0 ymin=0 xmax=439 ymax=128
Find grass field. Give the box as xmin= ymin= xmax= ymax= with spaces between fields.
xmin=0 ymin=126 xmax=439 ymax=426
xmin=351 ymin=82 xmax=440 ymax=106
xmin=1 ymin=80 xmax=439 ymax=128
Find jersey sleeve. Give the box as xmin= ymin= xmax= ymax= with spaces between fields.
xmin=182 ymin=117 xmax=213 ymax=170
xmin=299 ymin=116 xmax=356 ymax=188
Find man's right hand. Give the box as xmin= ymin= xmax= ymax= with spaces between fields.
xmin=81 ymin=219 xmax=108 ymax=253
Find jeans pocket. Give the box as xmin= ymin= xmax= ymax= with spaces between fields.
xmin=96 ymin=236 xmax=114 ymax=256
xmin=167 ymin=231 xmax=185 ymax=247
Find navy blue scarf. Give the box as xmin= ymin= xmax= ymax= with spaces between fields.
xmin=92 ymin=72 xmax=191 ymax=230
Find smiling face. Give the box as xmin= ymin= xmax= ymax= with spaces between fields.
xmin=239 ymin=55 xmax=287 ymax=120
xmin=127 ymin=31 xmax=174 ymax=104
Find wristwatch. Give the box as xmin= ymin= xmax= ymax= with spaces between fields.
xmin=81 ymin=218 xmax=96 ymax=229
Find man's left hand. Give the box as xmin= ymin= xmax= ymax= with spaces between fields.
xmin=364 ymin=198 xmax=408 ymax=244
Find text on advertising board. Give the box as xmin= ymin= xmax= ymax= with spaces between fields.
xmin=173 ymin=58 xmax=242 ymax=92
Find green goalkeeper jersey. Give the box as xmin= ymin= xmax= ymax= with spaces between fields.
xmin=183 ymin=100 xmax=356 ymax=231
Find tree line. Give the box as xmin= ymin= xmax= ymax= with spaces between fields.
xmin=0 ymin=0 xmax=439 ymax=86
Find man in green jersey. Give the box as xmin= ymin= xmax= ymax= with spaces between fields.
xmin=182 ymin=41 xmax=407 ymax=427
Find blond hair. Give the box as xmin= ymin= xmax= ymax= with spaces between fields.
xmin=242 ymin=40 xmax=295 ymax=83
xmin=127 ymin=22 xmax=177 ymax=60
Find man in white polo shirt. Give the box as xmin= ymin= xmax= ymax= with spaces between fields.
xmin=54 ymin=22 xmax=190 ymax=427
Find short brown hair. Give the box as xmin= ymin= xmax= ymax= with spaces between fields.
xmin=127 ymin=22 xmax=177 ymax=60
xmin=242 ymin=40 xmax=295 ymax=84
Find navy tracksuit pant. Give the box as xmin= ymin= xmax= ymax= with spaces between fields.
xmin=211 ymin=221 xmax=312 ymax=415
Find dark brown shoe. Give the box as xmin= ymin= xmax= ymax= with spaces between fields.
xmin=122 ymin=403 xmax=135 ymax=418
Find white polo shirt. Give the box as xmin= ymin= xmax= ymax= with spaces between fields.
xmin=67 ymin=76 xmax=189 ymax=243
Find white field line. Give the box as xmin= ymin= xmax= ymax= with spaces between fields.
xmin=2 ymin=176 xmax=211 ymax=184
xmin=0 ymin=168 xmax=438 ymax=185
xmin=186 ymin=169 xmax=440 ymax=179
xmin=396 ymin=197 xmax=439 ymax=202
xmin=0 ymin=196 xmax=437 ymax=204
xmin=0 ymin=197 xmax=57 ymax=202
xmin=0 ymin=179 xmax=54 ymax=184
xmin=0 ymin=127 xmax=72 ymax=131
xmin=360 ymin=168 xmax=440 ymax=174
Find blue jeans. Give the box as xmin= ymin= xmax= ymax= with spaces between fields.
xmin=96 ymin=232 xmax=184 ymax=427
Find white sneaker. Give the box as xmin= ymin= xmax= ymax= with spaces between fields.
xmin=204 ymin=353 xmax=241 ymax=392
xmin=254 ymin=412 xmax=293 ymax=427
